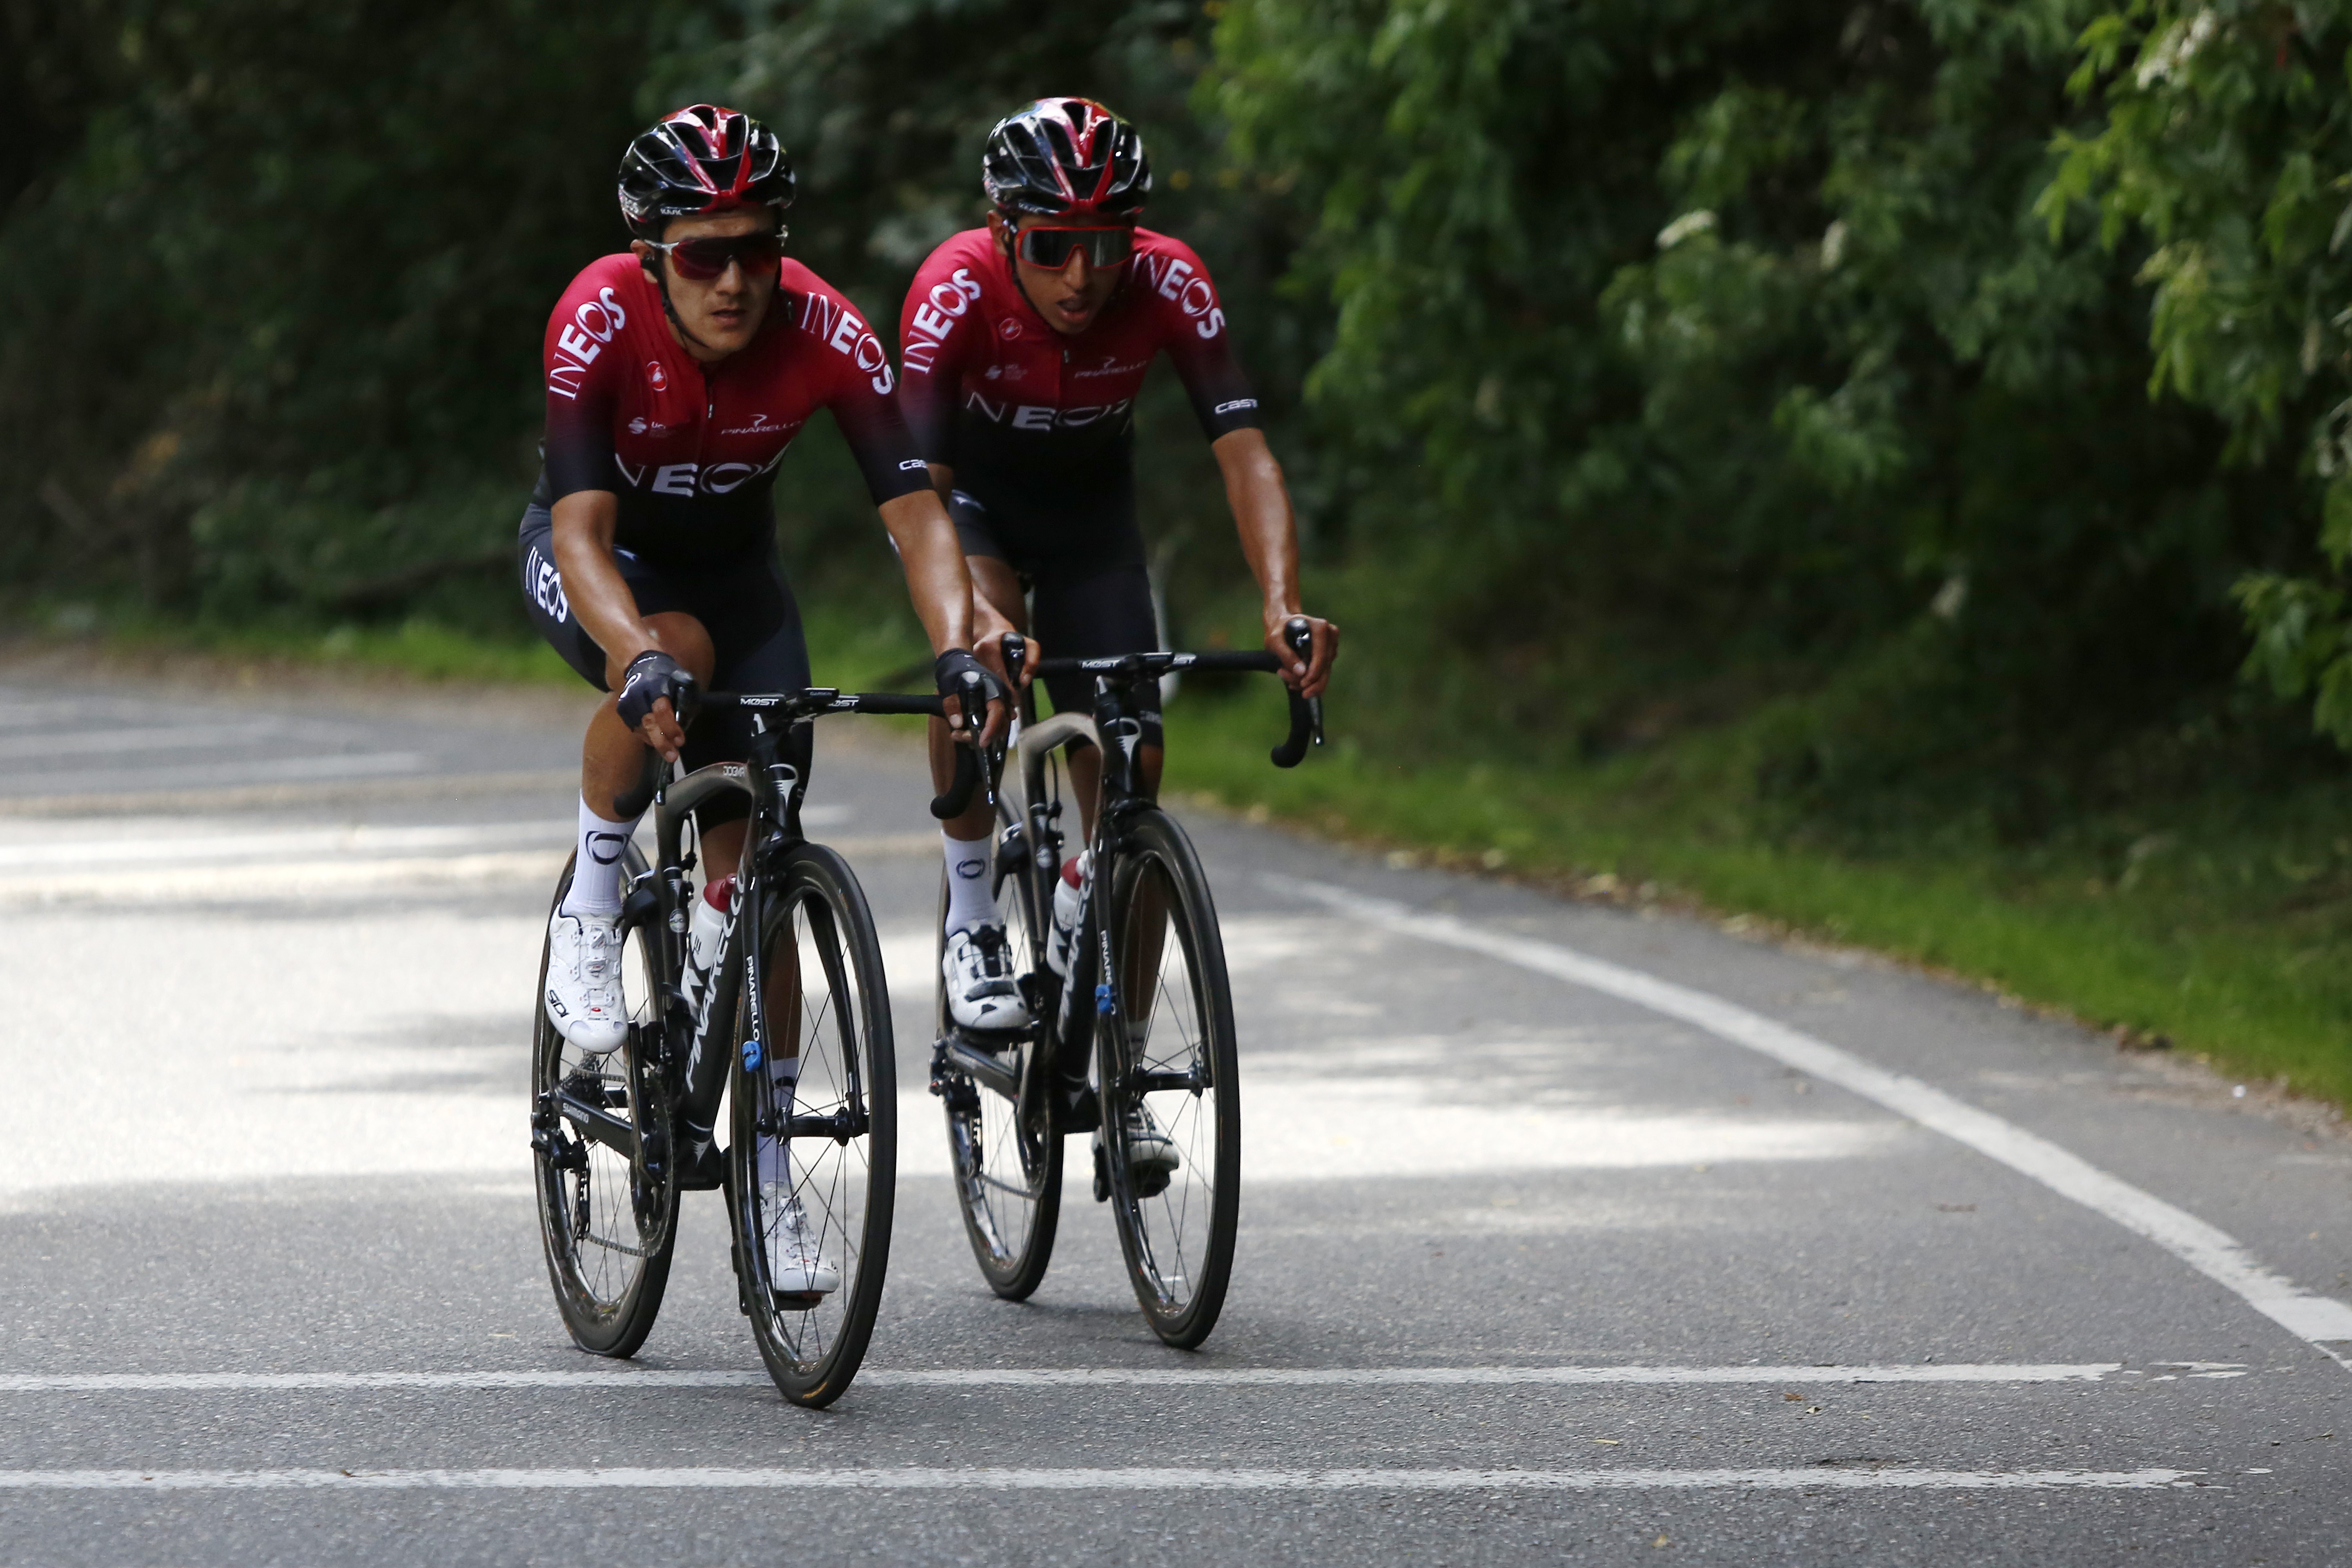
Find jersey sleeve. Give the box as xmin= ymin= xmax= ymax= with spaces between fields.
xmin=1144 ymin=238 xmax=1261 ymax=442
xmin=897 ymin=241 xmax=988 ymax=465
xmin=795 ymin=283 xmax=935 ymax=506
xmin=541 ymin=267 xmax=624 ymax=500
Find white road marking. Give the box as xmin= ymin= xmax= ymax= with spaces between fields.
xmin=10 ymin=751 xmax=429 ymax=793
xmin=1275 ymin=878 xmax=2352 ymax=1369
xmin=0 ymin=768 xmax=579 ymax=816
xmin=0 ymin=851 xmax=571 ymax=904
xmin=0 ymin=721 xmax=325 ymax=760
xmin=0 ymin=1363 xmax=2145 ymax=1392
xmin=0 ymin=829 xmax=932 ymax=904
xmin=0 ymin=1466 xmax=2212 ymax=1492
xmin=0 ymin=821 xmax=573 ymax=868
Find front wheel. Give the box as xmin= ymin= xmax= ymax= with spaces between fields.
xmin=729 ymin=844 xmax=896 ymax=1408
xmin=1096 ymin=810 xmax=1241 ymax=1349
xmin=938 ymin=831 xmax=1063 ymax=1301
xmin=532 ymin=848 xmax=678 ymax=1358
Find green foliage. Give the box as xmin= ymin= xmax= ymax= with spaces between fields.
xmin=2051 ymin=0 xmax=2352 ymax=747
xmin=0 ymin=0 xmax=658 ymax=619
xmin=1207 ymin=0 xmax=2329 ymax=842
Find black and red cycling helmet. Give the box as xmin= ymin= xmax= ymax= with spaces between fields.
xmin=617 ymin=104 xmax=794 ymax=240
xmin=982 ymin=97 xmax=1150 ymax=220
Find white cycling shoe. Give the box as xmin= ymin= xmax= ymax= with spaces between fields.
xmin=1096 ymin=1103 xmax=1181 ymax=1182
xmin=760 ymin=1185 xmax=842 ymax=1298
xmin=545 ymin=908 xmax=628 ymax=1054
xmin=944 ymin=924 xmax=1033 ymax=1032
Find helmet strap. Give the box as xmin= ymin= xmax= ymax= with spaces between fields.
xmin=645 ymin=258 xmax=729 ymax=361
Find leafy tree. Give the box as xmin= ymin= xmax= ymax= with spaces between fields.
xmin=0 ymin=0 xmax=660 ymax=619
xmin=1209 ymin=0 xmax=2316 ymax=839
xmin=2051 ymin=0 xmax=2352 ymax=745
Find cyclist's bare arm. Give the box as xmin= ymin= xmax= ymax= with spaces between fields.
xmin=921 ymin=461 xmax=1034 ymax=686
xmin=1212 ymin=428 xmax=1337 ymax=697
xmin=878 ymin=489 xmax=1013 ymax=744
xmin=550 ymin=489 xmax=690 ymax=761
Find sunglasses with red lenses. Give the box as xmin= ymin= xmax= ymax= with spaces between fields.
xmin=646 ymin=227 xmax=787 ymax=282
xmin=1014 ymin=225 xmax=1135 ymax=269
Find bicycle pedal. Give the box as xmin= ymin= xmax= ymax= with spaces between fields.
xmin=948 ymin=1022 xmax=1029 ymax=1051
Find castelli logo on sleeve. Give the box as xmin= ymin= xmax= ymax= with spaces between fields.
xmin=646 ymin=361 xmax=668 ymax=391
xmin=998 ymin=318 xmax=1024 ymax=341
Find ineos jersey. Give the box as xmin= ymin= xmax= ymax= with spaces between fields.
xmin=897 ymin=228 xmax=1260 ymax=503
xmin=536 ymin=254 xmax=930 ymax=568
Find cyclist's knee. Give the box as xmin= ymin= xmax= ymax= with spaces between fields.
xmin=632 ymin=612 xmax=718 ymax=685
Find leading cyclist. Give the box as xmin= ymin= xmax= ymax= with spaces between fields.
xmin=901 ymin=97 xmax=1337 ymax=1041
xmin=524 ymin=105 xmax=1011 ymax=1063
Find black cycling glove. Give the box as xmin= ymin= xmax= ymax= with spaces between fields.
xmin=934 ymin=648 xmax=1004 ymax=732
xmin=617 ymin=649 xmax=698 ymax=730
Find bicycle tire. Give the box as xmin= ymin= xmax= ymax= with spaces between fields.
xmin=937 ymin=836 xmax=1063 ymax=1300
xmin=1096 ymin=808 xmax=1241 ymax=1349
xmin=729 ymin=842 xmax=896 ymax=1408
xmin=532 ymin=848 xmax=678 ymax=1358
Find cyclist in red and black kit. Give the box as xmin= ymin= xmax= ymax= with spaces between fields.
xmin=525 ymin=105 xmax=1013 ymax=1070
xmin=903 ymin=97 xmax=1337 ymax=1035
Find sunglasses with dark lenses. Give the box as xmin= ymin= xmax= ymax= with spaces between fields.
xmin=646 ymin=227 xmax=787 ymax=282
xmin=1014 ymin=225 xmax=1135 ymax=270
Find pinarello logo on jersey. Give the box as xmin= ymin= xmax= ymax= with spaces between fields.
xmin=646 ymin=361 xmax=668 ymax=391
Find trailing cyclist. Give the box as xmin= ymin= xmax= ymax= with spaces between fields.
xmin=522 ymin=104 xmax=1011 ymax=1285
xmin=901 ymin=98 xmax=1338 ymax=1053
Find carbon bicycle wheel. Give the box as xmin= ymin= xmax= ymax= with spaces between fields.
xmin=937 ymin=824 xmax=1063 ymax=1300
xmin=729 ymin=842 xmax=896 ymax=1408
xmin=532 ymin=847 xmax=678 ymax=1357
xmin=1096 ymin=809 xmax=1241 ymax=1349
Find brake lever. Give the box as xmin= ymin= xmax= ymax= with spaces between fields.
xmin=1284 ymin=616 xmax=1324 ymax=744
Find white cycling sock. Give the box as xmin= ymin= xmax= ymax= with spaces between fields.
xmin=941 ymin=830 xmax=995 ymax=934
xmin=757 ymin=1059 xmax=802 ymax=1190
xmin=559 ymin=795 xmax=641 ymax=917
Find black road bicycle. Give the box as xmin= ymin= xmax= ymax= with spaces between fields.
xmin=530 ymin=682 xmax=980 ymax=1408
xmin=931 ymin=621 xmax=1321 ymax=1348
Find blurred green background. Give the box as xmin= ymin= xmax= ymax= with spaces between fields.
xmin=7 ymin=0 xmax=2352 ymax=1097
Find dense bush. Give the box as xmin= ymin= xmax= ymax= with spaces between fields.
xmin=1208 ymin=0 xmax=2336 ymax=840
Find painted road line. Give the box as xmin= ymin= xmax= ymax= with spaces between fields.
xmin=1274 ymin=877 xmax=2352 ymax=1370
xmin=0 ymin=803 xmax=862 ymax=868
xmin=0 ymin=852 xmax=570 ymax=903
xmin=0 ymin=752 xmax=430 ymax=794
xmin=0 ymin=1363 xmax=2172 ymax=1392
xmin=0 ymin=721 xmax=315 ymax=760
xmin=0 ymin=832 xmax=939 ymax=902
xmin=0 ymin=769 xmax=579 ymax=816
xmin=0 ymin=1466 xmax=2212 ymax=1492
xmin=0 ymin=821 xmax=575 ymax=869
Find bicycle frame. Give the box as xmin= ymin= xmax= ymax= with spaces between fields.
xmin=937 ymin=644 xmax=1319 ymax=1131
xmin=637 ymin=688 xmax=956 ymax=1179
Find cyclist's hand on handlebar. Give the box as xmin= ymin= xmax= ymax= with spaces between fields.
xmin=976 ymin=622 xmax=1037 ymax=693
xmin=1266 ymin=611 xmax=1340 ymax=699
xmin=617 ymin=648 xmax=697 ymax=762
xmin=935 ymin=648 xmax=1010 ymax=750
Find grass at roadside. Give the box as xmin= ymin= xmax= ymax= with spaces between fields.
xmin=1163 ymin=677 xmax=2352 ymax=1111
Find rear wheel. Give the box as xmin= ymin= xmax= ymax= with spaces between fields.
xmin=729 ymin=844 xmax=895 ymax=1408
xmin=1096 ymin=809 xmax=1241 ymax=1349
xmin=532 ymin=849 xmax=677 ymax=1357
xmin=938 ymin=824 xmax=1062 ymax=1299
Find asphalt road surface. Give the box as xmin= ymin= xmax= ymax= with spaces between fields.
xmin=0 ymin=657 xmax=2347 ymax=1566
